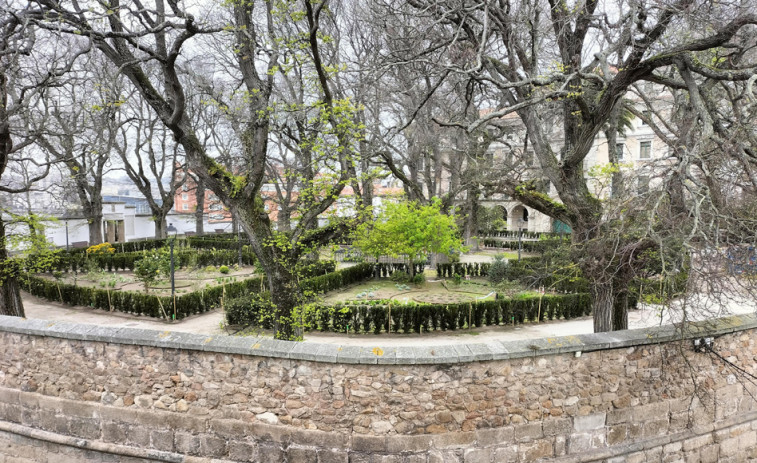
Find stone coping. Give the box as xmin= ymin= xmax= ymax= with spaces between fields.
xmin=0 ymin=313 xmax=755 ymax=365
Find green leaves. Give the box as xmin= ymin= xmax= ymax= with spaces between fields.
xmin=352 ymin=198 xmax=466 ymax=263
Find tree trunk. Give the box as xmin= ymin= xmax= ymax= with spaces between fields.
xmin=0 ymin=215 xmax=24 ymax=317
xmin=268 ymin=265 xmax=302 ymax=340
xmin=195 ymin=180 xmax=205 ymax=236
xmin=86 ymin=203 xmax=104 ymax=246
xmin=591 ymin=281 xmax=614 ymax=333
xmin=154 ymin=215 xmax=167 ymax=239
xmin=277 ymin=208 xmax=291 ymax=232
xmin=613 ymin=289 xmax=629 ymax=331
xmin=464 ymin=185 xmax=480 ymax=251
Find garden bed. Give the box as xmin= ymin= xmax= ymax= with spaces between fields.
xmin=35 ymin=266 xmax=259 ymax=297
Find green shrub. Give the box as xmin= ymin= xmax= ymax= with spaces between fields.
xmin=219 ymin=265 xmax=230 ymax=274
xmin=390 ymin=271 xmax=412 ymax=284
xmin=488 ymin=255 xmax=509 ymax=283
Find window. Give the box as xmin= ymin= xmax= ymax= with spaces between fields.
xmin=182 ymin=184 xmax=189 ymax=191
xmin=641 ymin=110 xmax=651 ymax=125
xmin=639 ymin=141 xmax=652 ymax=159
xmin=182 ymin=203 xmax=188 ymax=211
xmin=181 ymin=193 xmax=188 ymax=200
xmin=209 ymin=204 xmax=223 ymax=211
xmin=615 ymin=143 xmax=624 ymax=160
xmin=638 ymin=176 xmax=650 ymax=194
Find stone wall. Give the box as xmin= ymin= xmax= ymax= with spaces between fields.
xmin=1 ymin=314 xmax=757 ymax=462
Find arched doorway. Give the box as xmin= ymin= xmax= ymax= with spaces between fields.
xmin=509 ymin=205 xmax=529 ymax=231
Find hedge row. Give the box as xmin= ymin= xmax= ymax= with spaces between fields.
xmin=481 ymin=239 xmax=551 ymax=253
xmin=436 ymin=262 xmax=492 ymax=278
xmin=22 ymin=273 xmax=267 ymax=320
xmin=229 ymin=292 xmax=591 ymax=333
xmin=300 ymin=263 xmax=375 ymax=294
xmin=186 ymin=237 xmax=250 ymax=250
xmin=51 ymin=248 xmax=256 ymax=273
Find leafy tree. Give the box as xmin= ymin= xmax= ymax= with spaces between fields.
xmin=133 ymin=248 xmax=170 ymax=293
xmin=352 ymin=198 xmax=465 ymax=275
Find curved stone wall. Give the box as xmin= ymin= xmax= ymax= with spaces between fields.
xmin=1 ymin=314 xmax=757 ymax=462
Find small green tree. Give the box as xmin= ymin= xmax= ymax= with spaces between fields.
xmin=352 ymin=198 xmax=465 ymax=276
xmin=133 ymin=248 xmax=170 ymax=293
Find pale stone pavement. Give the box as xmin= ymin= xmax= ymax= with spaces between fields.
xmin=21 ymin=289 xmax=756 ymax=346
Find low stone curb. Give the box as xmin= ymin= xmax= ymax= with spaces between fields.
xmin=0 ymin=313 xmax=755 ymax=364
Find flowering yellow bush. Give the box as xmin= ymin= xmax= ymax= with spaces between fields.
xmin=86 ymin=242 xmax=116 ymax=255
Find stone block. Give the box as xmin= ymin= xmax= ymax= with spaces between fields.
xmin=386 ymin=435 xmax=431 ymax=453
xmin=514 ymin=422 xmax=543 ymax=442
xmin=493 ymin=445 xmax=517 ymax=463
xmin=739 ymin=430 xmax=756 ymax=449
xmin=607 ymin=425 xmax=627 ymax=445
xmin=475 ymin=427 xmax=514 ymax=446
xmin=431 ymin=431 xmax=475 ymax=448
xmin=699 ymin=444 xmax=719 ymax=463
xmin=199 ymin=434 xmax=227 ymax=457
xmin=683 ymin=434 xmax=713 ymax=452
xmin=287 ymin=446 xmax=318 ymax=463
xmin=519 ymin=439 xmax=554 ymax=461
xmin=126 ymin=425 xmax=151 ymax=447
xmin=68 ymin=418 xmax=100 ymax=440
xmin=543 ymin=418 xmax=571 ymax=437
xmin=258 ymin=442 xmax=285 ymax=463
xmin=175 ymin=432 xmax=200 ymax=454
xmin=150 ymin=429 xmax=174 ymax=452
xmin=427 ymin=450 xmax=461 ymax=463
xmin=463 ymin=448 xmax=493 ymax=463
xmin=573 ymin=412 xmax=605 ymax=432
xmin=373 ymin=456 xmax=402 ymax=463
xmin=228 ymin=441 xmax=258 ymax=462
xmin=642 ymin=419 xmax=669 ymax=439
xmin=351 ymin=435 xmax=386 ymax=453
xmin=317 ymin=449 xmax=348 ymax=463
xmin=101 ymin=421 xmax=127 ymax=443
xmin=347 ymin=452 xmax=372 ymax=463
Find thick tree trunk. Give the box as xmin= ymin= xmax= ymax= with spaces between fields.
xmin=613 ymin=290 xmax=629 ymax=331
xmin=0 ymin=216 xmax=24 ymax=317
xmin=88 ymin=216 xmax=103 ymax=246
xmin=268 ymin=265 xmax=302 ymax=340
xmin=591 ymin=281 xmax=613 ymax=333
xmin=154 ymin=215 xmax=167 ymax=239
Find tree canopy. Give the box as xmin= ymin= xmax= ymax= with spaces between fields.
xmin=352 ymin=198 xmax=465 ymax=274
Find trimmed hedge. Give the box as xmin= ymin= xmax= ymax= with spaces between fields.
xmin=22 ymin=273 xmax=267 ymax=320
xmin=299 ymin=292 xmax=591 ymax=333
xmin=51 ymin=248 xmax=256 ymax=273
xmin=25 ymin=263 xmax=371 ymax=320
xmin=186 ymin=237 xmax=250 ymax=250
xmin=300 ymin=263 xmax=375 ymax=294
xmin=481 ymin=239 xmax=551 ymax=253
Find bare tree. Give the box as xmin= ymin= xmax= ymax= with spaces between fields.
xmin=32 ymin=0 xmax=369 ymax=338
xmin=379 ymin=0 xmax=757 ymax=331
xmin=0 ymin=3 xmax=87 ymax=316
